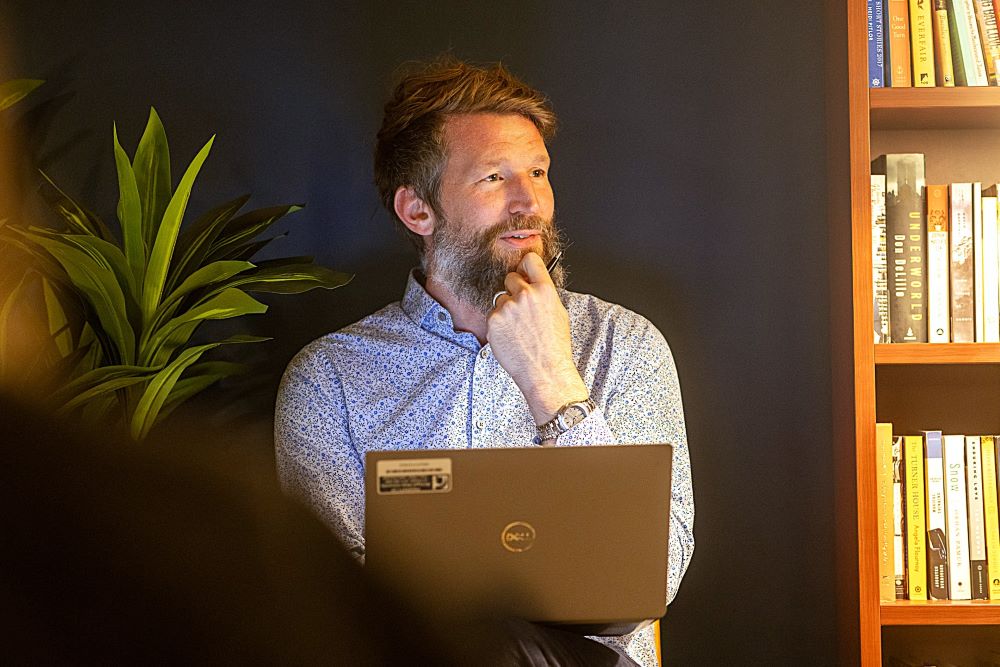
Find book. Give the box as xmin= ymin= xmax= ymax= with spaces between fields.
xmin=948 ymin=0 xmax=991 ymax=84
xmin=890 ymin=0 xmax=914 ymax=85
xmin=973 ymin=0 xmax=1000 ymax=84
xmin=873 ymin=174 xmax=891 ymax=343
xmin=933 ymin=0 xmax=958 ymax=85
xmin=873 ymin=154 xmax=927 ymax=342
xmin=905 ymin=434 xmax=928 ymax=599
xmin=894 ymin=434 xmax=908 ymax=598
xmin=982 ymin=435 xmax=1000 ymax=599
xmin=966 ymin=435 xmax=989 ymax=598
xmin=981 ymin=190 xmax=999 ymax=341
xmin=878 ymin=424 xmax=897 ymax=601
xmin=926 ymin=184 xmax=950 ymax=342
xmin=951 ymin=183 xmax=976 ymax=342
xmin=924 ymin=430 xmax=950 ymax=599
xmin=871 ymin=0 xmax=888 ymax=86
xmin=911 ymin=0 xmax=938 ymax=85
xmin=943 ymin=434 xmax=972 ymax=599
xmin=975 ymin=182 xmax=985 ymax=341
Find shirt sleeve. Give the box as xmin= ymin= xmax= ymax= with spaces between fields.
xmin=556 ymin=314 xmax=695 ymax=607
xmin=274 ymin=342 xmax=366 ymax=560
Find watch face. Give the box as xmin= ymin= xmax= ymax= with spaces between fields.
xmin=562 ymin=404 xmax=587 ymax=428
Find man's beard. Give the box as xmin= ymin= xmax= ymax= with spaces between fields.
xmin=425 ymin=213 xmax=566 ymax=315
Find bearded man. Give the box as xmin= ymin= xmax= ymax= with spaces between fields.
xmin=275 ymin=57 xmax=693 ymax=666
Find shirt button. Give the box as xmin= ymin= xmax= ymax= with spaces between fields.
xmin=475 ymin=419 xmax=485 ymax=431
xmin=436 ymin=311 xmax=446 ymax=322
xmin=479 ymin=348 xmax=489 ymax=359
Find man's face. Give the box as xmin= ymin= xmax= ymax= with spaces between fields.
xmin=425 ymin=113 xmax=563 ymax=313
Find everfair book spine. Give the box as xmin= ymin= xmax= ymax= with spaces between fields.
xmin=967 ymin=435 xmax=989 ymax=598
xmin=981 ymin=191 xmax=1000 ymax=341
xmin=873 ymin=154 xmax=928 ymax=342
xmin=951 ymin=182 xmax=976 ymax=342
xmin=894 ymin=434 xmax=908 ymax=598
xmin=911 ymin=0 xmax=938 ymax=85
xmin=874 ymin=175 xmax=891 ymax=343
xmin=927 ymin=184 xmax=951 ymax=342
xmin=924 ymin=430 xmax=950 ymax=599
xmin=878 ymin=424 xmax=897 ymax=600
xmin=871 ymin=0 xmax=888 ymax=86
xmin=905 ymin=434 xmax=928 ymax=599
xmin=985 ymin=435 xmax=1000 ymax=598
xmin=973 ymin=0 xmax=1000 ymax=84
xmin=944 ymin=434 xmax=972 ymax=599
xmin=891 ymin=0 xmax=915 ymax=85
xmin=934 ymin=0 xmax=958 ymax=85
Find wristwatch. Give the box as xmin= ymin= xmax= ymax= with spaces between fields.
xmin=536 ymin=397 xmax=597 ymax=442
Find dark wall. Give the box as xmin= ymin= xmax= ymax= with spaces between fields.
xmin=3 ymin=2 xmax=837 ymax=663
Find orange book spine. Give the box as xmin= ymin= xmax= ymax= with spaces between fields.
xmin=890 ymin=0 xmax=915 ymax=85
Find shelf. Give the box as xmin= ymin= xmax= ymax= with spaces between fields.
xmin=881 ymin=600 xmax=1000 ymax=626
xmin=875 ymin=343 xmax=1000 ymax=365
xmin=870 ymin=87 xmax=1000 ymax=129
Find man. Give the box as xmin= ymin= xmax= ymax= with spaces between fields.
xmin=275 ymin=57 xmax=693 ymax=666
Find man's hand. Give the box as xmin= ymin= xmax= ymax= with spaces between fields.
xmin=487 ymin=252 xmax=589 ymax=426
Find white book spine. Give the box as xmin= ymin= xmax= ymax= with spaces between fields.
xmin=924 ymin=432 xmax=948 ymax=599
xmin=951 ymin=183 xmax=976 ymax=342
xmin=962 ymin=0 xmax=992 ymax=84
xmin=984 ymin=196 xmax=1000 ymax=342
xmin=928 ymin=227 xmax=951 ymax=343
xmin=944 ymin=434 xmax=972 ymax=599
xmin=873 ymin=175 xmax=890 ymax=343
xmin=976 ymin=183 xmax=985 ymax=341
xmin=966 ymin=436 xmax=989 ymax=598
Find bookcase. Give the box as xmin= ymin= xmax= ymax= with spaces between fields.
xmin=829 ymin=1 xmax=1000 ymax=664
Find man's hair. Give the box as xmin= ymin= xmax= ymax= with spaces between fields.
xmin=374 ymin=56 xmax=557 ymax=250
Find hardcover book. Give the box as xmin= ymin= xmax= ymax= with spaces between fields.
xmin=981 ymin=190 xmax=999 ymax=342
xmin=944 ymin=434 xmax=972 ymax=600
xmin=966 ymin=435 xmax=989 ymax=598
xmin=983 ymin=435 xmax=1000 ymax=599
xmin=878 ymin=423 xmax=897 ymax=601
xmin=976 ymin=183 xmax=986 ymax=341
xmin=890 ymin=0 xmax=914 ymax=85
xmin=894 ymin=434 xmax=908 ymax=598
xmin=948 ymin=0 xmax=990 ymax=84
xmin=924 ymin=430 xmax=949 ymax=599
xmin=933 ymin=0 xmax=957 ymax=85
xmin=873 ymin=175 xmax=891 ymax=343
xmin=973 ymin=0 xmax=1000 ymax=84
xmin=926 ymin=184 xmax=950 ymax=342
xmin=873 ymin=154 xmax=927 ymax=342
xmin=910 ymin=0 xmax=937 ymax=85
xmin=905 ymin=434 xmax=928 ymax=599
xmin=951 ymin=183 xmax=976 ymax=342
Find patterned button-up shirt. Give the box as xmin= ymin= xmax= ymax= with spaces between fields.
xmin=275 ymin=272 xmax=694 ymax=666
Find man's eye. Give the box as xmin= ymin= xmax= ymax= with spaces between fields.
xmin=531 ymin=169 xmax=546 ymax=178
xmin=483 ymin=173 xmax=501 ymax=182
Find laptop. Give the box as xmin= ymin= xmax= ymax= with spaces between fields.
xmin=364 ymin=444 xmax=673 ymax=636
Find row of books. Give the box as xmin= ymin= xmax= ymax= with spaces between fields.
xmin=872 ymin=153 xmax=1000 ymax=343
xmin=877 ymin=425 xmax=1000 ymax=601
xmin=868 ymin=0 xmax=1000 ymax=87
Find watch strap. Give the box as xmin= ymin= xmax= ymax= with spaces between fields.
xmin=536 ymin=397 xmax=596 ymax=442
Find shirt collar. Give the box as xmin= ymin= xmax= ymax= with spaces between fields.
xmin=400 ymin=269 xmax=478 ymax=348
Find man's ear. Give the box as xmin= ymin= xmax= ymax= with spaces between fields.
xmin=393 ymin=186 xmax=436 ymax=237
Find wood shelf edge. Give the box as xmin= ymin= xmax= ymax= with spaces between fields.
xmin=874 ymin=343 xmax=1000 ymax=364
xmin=880 ymin=600 xmax=1000 ymax=626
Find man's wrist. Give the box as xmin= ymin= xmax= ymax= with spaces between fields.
xmin=536 ymin=397 xmax=597 ymax=442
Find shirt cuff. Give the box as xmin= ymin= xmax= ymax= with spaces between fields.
xmin=551 ymin=406 xmax=617 ymax=447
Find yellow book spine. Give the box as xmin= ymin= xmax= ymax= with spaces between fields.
xmin=933 ymin=1 xmax=956 ymax=86
xmin=982 ymin=436 xmax=1000 ymax=599
xmin=877 ymin=423 xmax=896 ymax=601
xmin=905 ymin=434 xmax=928 ymax=600
xmin=911 ymin=0 xmax=937 ymax=85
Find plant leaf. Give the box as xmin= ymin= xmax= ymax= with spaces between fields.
xmin=113 ymin=124 xmax=146 ymax=281
xmin=153 ymin=361 xmax=247 ymax=424
xmin=203 ymin=204 xmax=302 ymax=263
xmin=160 ymin=260 xmax=254 ymax=313
xmin=0 ymin=79 xmax=44 ymax=111
xmin=169 ymin=194 xmax=250 ymax=292
xmin=59 ymin=374 xmax=153 ymax=414
xmin=209 ymin=262 xmax=352 ymax=295
xmin=41 ymin=277 xmax=73 ymax=357
xmin=0 ymin=272 xmax=30 ymax=378
xmin=132 ymin=108 xmax=171 ymax=255
xmin=129 ymin=335 xmax=265 ymax=440
xmin=38 ymin=171 xmax=115 ymax=241
xmin=141 ymin=135 xmax=215 ymax=325
xmin=140 ymin=287 xmax=266 ymax=367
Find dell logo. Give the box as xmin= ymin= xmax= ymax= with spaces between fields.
xmin=501 ymin=521 xmax=536 ymax=553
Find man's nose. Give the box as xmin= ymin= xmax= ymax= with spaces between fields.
xmin=507 ymin=174 xmax=542 ymax=217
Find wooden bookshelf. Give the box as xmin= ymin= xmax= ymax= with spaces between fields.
xmin=829 ymin=1 xmax=1000 ymax=664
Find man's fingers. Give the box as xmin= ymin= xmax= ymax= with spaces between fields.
xmin=518 ymin=252 xmax=550 ymax=284
xmin=504 ymin=271 xmax=529 ymax=296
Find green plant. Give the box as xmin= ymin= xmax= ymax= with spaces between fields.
xmin=1 ymin=107 xmax=350 ymax=439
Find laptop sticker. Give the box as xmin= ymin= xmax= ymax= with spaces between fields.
xmin=376 ymin=458 xmax=452 ymax=495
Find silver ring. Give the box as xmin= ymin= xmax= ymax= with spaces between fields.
xmin=492 ymin=290 xmax=509 ymax=309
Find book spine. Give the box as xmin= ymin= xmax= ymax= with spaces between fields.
xmin=927 ymin=184 xmax=951 ymax=342
xmin=891 ymin=0 xmax=915 ymax=84
xmin=962 ymin=0 xmax=992 ymax=83
xmin=905 ymin=434 xmax=928 ymax=599
xmin=967 ymin=435 xmax=989 ymax=598
xmin=944 ymin=434 xmax=972 ymax=599
xmin=983 ymin=194 xmax=1000 ymax=341
xmin=894 ymin=435 xmax=909 ymax=598
xmin=911 ymin=0 xmax=938 ymax=84
xmin=872 ymin=0 xmax=888 ymax=86
xmin=874 ymin=154 xmax=928 ymax=342
xmin=924 ymin=430 xmax=950 ymax=598
xmin=976 ymin=183 xmax=986 ymax=340
xmin=878 ymin=424 xmax=897 ymax=600
xmin=934 ymin=0 xmax=958 ymax=84
xmin=982 ymin=435 xmax=1000 ymax=598
xmin=951 ymin=183 xmax=976 ymax=342
xmin=974 ymin=0 xmax=1000 ymax=83
xmin=874 ymin=175 xmax=892 ymax=343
